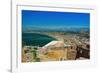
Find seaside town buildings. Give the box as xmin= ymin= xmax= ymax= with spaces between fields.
xmin=22 ymin=37 xmax=90 ymax=62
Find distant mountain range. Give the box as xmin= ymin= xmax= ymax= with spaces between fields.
xmin=22 ymin=26 xmax=90 ymax=33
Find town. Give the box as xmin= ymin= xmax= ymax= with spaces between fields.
xmin=22 ymin=31 xmax=90 ymax=62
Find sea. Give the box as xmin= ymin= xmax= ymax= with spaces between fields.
xmin=22 ymin=33 xmax=56 ymax=47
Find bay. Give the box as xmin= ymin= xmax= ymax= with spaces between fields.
xmin=22 ymin=33 xmax=56 ymax=47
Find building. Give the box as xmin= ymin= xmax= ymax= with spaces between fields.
xmin=40 ymin=40 xmax=77 ymax=61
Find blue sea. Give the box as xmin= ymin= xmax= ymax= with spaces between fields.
xmin=22 ymin=33 xmax=56 ymax=47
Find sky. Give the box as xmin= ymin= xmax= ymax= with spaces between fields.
xmin=22 ymin=10 xmax=90 ymax=29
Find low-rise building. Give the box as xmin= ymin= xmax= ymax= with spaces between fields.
xmin=40 ymin=40 xmax=77 ymax=61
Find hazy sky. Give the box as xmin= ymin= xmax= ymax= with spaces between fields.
xmin=22 ymin=10 xmax=90 ymax=29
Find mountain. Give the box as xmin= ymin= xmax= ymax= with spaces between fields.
xmin=22 ymin=26 xmax=90 ymax=33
